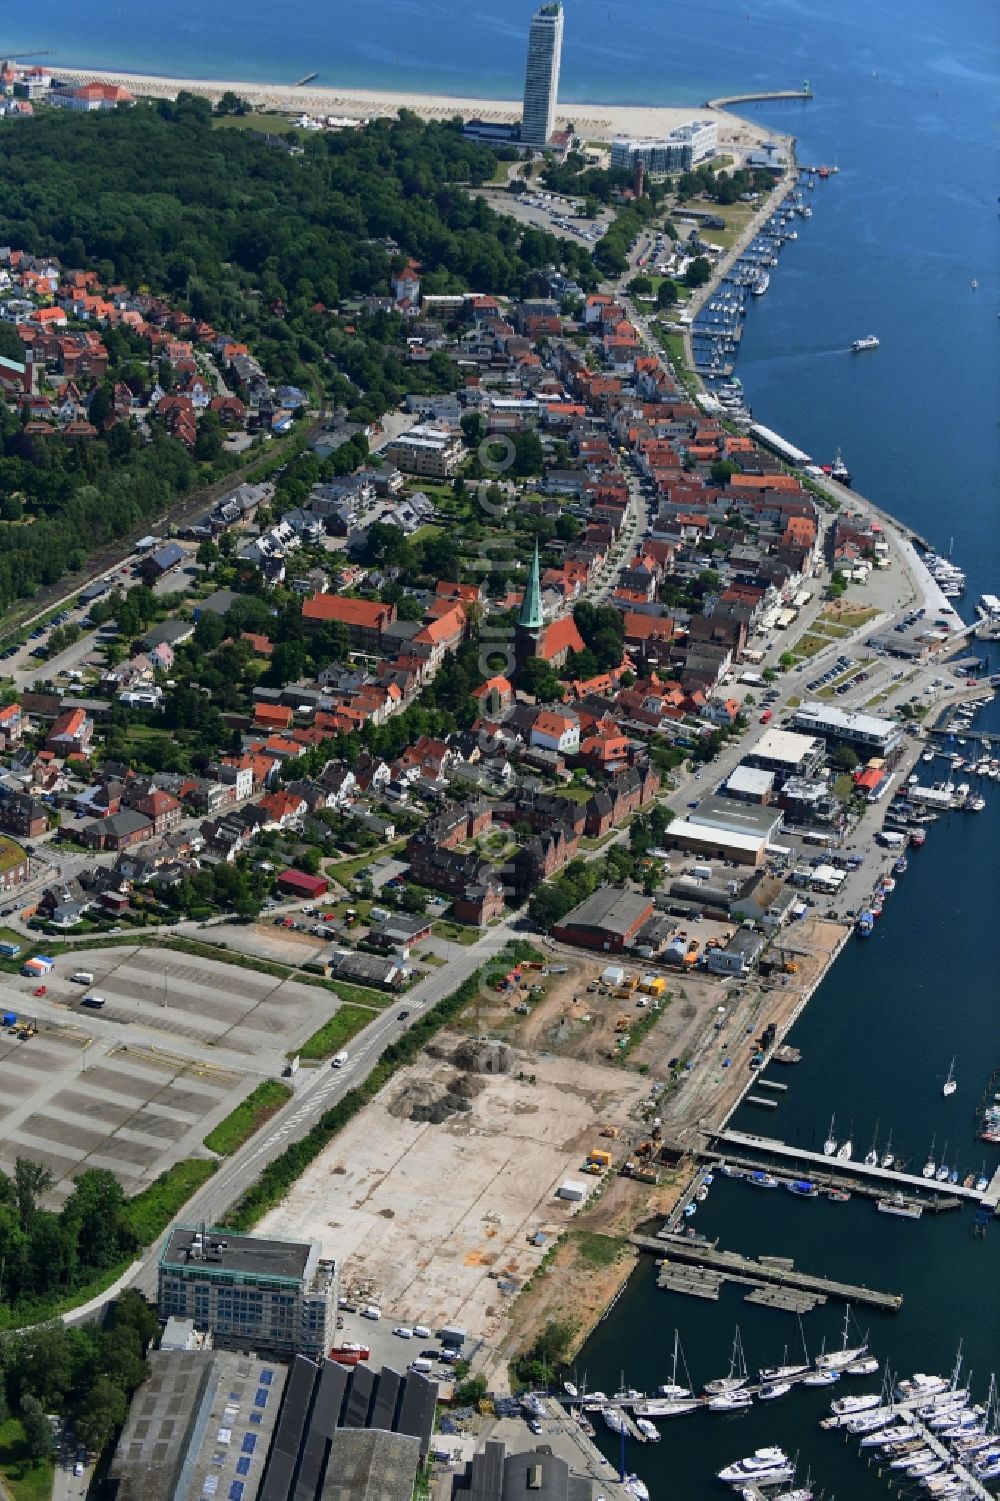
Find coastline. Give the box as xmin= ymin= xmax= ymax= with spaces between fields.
xmin=49 ymin=65 xmax=770 ymax=150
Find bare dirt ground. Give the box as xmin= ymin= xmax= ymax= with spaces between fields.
xmin=256 ymin=1036 xmax=650 ymax=1354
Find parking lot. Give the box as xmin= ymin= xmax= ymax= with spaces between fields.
xmin=473 ymin=185 xmax=612 ymax=246
xmin=0 ymin=1019 xmax=249 ymax=1206
xmin=37 ymin=945 xmax=339 ymax=1057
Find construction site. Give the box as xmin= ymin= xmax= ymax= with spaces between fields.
xmin=252 ymin=915 xmax=847 ymax=1379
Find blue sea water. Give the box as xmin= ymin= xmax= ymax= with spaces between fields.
xmin=9 ymin=2 xmax=999 ymax=1490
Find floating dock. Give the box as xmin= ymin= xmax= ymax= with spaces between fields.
xmin=631 ymin=1231 xmax=903 ymax=1311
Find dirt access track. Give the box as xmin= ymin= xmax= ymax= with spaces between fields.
xmin=256 ymin=1037 xmax=649 ymax=1346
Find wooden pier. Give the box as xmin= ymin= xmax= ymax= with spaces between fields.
xmin=715 ymin=1129 xmax=1000 ymax=1209
xmin=631 ymin=1231 xmax=903 ymax=1311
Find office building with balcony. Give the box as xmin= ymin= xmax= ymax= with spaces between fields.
xmin=158 ymin=1227 xmax=338 ymax=1360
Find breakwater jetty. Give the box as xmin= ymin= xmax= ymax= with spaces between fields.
xmin=706 ymin=89 xmax=813 ymax=109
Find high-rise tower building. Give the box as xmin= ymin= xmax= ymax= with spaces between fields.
xmin=521 ymin=3 xmax=564 ymax=148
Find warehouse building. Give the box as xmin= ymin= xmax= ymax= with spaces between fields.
xmin=685 ymin=795 xmax=784 ymax=845
xmin=661 ymin=817 xmax=767 ymax=868
xmin=552 ymin=886 xmax=654 ymax=952
xmin=157 ymin=1227 xmax=338 ymax=1361
xmin=452 ymin=1440 xmax=594 ymax=1501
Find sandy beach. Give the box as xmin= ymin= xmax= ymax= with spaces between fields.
xmin=51 ymin=65 xmax=770 ymax=150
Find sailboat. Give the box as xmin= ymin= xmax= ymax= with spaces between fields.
xmin=943 ymin=1057 xmax=957 ymax=1097
xmin=760 ymin=1318 xmax=810 ymax=1383
xmin=881 ymin=1134 xmax=895 ymax=1170
xmin=935 ymin=1140 xmax=951 ymax=1182
xmin=922 ymin=1136 xmax=937 ymax=1179
xmin=864 ymin=1120 xmax=880 ymax=1167
xmin=836 ymin=1120 xmax=854 ymax=1160
xmin=704 ymin=1326 xmax=750 ymax=1396
xmin=635 ymin=1331 xmax=697 ymax=1417
xmin=816 ymin=1306 xmax=868 ymax=1371
xmin=823 ymin=1114 xmax=838 ymax=1156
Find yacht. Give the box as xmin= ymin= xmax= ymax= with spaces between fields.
xmin=845 ymin=1357 xmax=880 ymax=1377
xmin=803 ymin=1369 xmax=840 ymax=1387
xmin=851 ymin=334 xmax=880 ymax=351
xmin=634 ymin=1395 xmax=698 ymax=1418
xmin=758 ymin=1381 xmax=793 ymax=1400
xmin=602 ymin=1407 xmax=628 ymax=1435
xmin=880 ymin=1135 xmax=895 ymax=1169
xmin=877 ymin=1195 xmax=922 ymax=1219
xmin=708 ymin=1388 xmax=754 ymax=1412
xmin=748 ymin=1170 xmax=779 ymax=1188
xmin=563 ymin=1381 xmax=578 ymax=1399
xmin=836 ymin=1136 xmax=853 ymax=1161
xmin=717 ymin=1448 xmax=794 ymax=1486
xmin=623 ymin=1477 xmax=649 ymax=1501
xmin=943 ymin=1057 xmax=957 ymax=1097
xmin=751 ymin=271 xmax=770 ymax=296
xmin=897 ymin=1372 xmax=949 ymax=1400
xmin=831 ymin=1392 xmax=882 ymax=1417
xmin=634 ymin=1418 xmax=660 ymax=1441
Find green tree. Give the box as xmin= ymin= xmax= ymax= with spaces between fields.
xmin=656 ymin=278 xmax=679 ymax=309
xmin=13 ymin=1158 xmax=53 ymax=1233
xmin=684 ymin=256 xmax=712 ymax=288
xmin=628 ymin=275 xmax=653 ymax=296
xmin=195 ymin=411 xmax=224 ymax=463
xmin=19 ymin=1394 xmax=52 ymax=1460
xmin=75 ymin=1376 xmax=128 ymax=1454
xmin=831 ymin=745 xmax=859 ymax=772
xmin=710 ymin=458 xmax=739 ymax=486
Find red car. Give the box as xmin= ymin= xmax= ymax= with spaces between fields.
xmin=33 ymin=985 xmax=46 ymax=997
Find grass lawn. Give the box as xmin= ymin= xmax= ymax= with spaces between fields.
xmin=126 ymin=1158 xmax=218 ymax=1244
xmin=295 ymin=1003 xmax=372 ymax=1061
xmin=204 ymin=1080 xmax=293 ymax=1155
xmin=697 ymin=201 xmax=758 ymax=252
xmin=326 ymin=841 xmax=405 ymax=886
xmin=555 ymin=782 xmax=593 ymax=803
xmin=821 ymin=604 xmax=881 ymax=629
xmin=790 ymin=632 xmax=829 ymax=659
xmin=432 ymin=920 xmax=478 ymax=946
xmin=410 ymin=524 xmax=443 ymax=544
xmin=0 ymin=1418 xmax=54 ymax=1501
xmin=570 ymin=1230 xmax=627 ymax=1268
xmin=0 ymin=835 xmax=26 ymax=873
xmin=212 ymin=112 xmax=296 ymax=135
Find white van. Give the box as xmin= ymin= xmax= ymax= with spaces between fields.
xmin=360 ymin=1305 xmax=381 ymax=1321
xmin=412 ymin=1325 xmax=431 ymax=1339
xmin=409 ymin=1358 xmax=433 ymax=1374
xmin=70 ymin=971 xmax=94 ymax=985
xmin=392 ymin=1326 xmax=413 ymax=1339
xmin=331 ymin=1051 xmax=349 ymax=1068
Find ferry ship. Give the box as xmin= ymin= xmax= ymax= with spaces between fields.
xmin=852 ymin=334 xmax=880 ymax=351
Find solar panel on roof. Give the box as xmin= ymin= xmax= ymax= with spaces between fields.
xmin=249 ymin=1413 xmax=262 ymax=1425
xmin=236 ymin=1459 xmax=251 ymax=1477
xmin=254 ymin=1389 xmax=269 ymax=1408
xmin=229 ymin=1483 xmax=245 ymax=1501
xmin=260 ymin=1370 xmax=274 ymax=1385
xmin=241 ymin=1435 xmax=257 ymax=1455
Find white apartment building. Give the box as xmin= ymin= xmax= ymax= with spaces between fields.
xmin=610 ymin=119 xmax=719 ymax=176
xmin=522 ymin=2 xmax=564 ymax=147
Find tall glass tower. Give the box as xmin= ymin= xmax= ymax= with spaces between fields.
xmin=521 ymin=2 xmax=564 ymax=148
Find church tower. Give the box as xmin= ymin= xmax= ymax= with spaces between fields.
xmin=515 ymin=538 xmax=544 ymax=667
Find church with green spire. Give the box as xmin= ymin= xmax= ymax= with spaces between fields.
xmin=515 ymin=538 xmax=586 ymax=673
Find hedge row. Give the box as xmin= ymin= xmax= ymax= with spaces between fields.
xmin=219 ymin=967 xmax=486 ymax=1230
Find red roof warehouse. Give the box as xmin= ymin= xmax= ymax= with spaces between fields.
xmin=276 ymin=869 xmax=329 ymax=900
